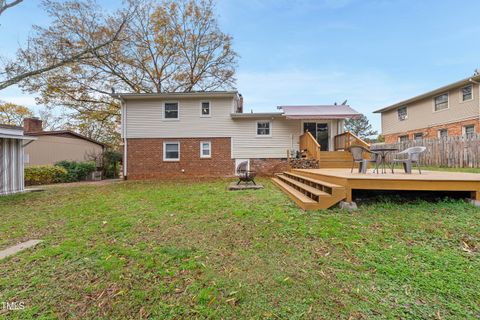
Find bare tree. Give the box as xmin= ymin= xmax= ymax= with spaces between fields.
xmin=0 ymin=0 xmax=135 ymax=91
xmin=14 ymin=0 xmax=238 ymax=146
xmin=0 ymin=0 xmax=22 ymax=16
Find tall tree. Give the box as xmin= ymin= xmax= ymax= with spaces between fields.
xmin=344 ymin=115 xmax=378 ymax=140
xmin=14 ymin=0 xmax=237 ymax=146
xmin=0 ymin=101 xmax=33 ymax=126
xmin=0 ymin=0 xmax=133 ymax=91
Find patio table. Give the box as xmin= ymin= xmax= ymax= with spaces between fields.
xmin=370 ymin=147 xmax=398 ymax=174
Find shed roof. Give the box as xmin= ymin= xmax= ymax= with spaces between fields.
xmin=0 ymin=123 xmax=23 ymax=130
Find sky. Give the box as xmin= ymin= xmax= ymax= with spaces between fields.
xmin=1 ymin=0 xmax=480 ymax=133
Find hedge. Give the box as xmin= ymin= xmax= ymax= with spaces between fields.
xmin=25 ymin=165 xmax=69 ymax=186
xmin=55 ymin=161 xmax=96 ymax=182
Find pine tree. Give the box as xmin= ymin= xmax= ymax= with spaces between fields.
xmin=344 ymin=115 xmax=378 ymax=139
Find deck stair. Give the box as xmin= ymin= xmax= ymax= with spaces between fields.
xmin=272 ymin=171 xmax=346 ymax=210
xmin=318 ymin=151 xmax=353 ymax=168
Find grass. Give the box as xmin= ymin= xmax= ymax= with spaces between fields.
xmin=0 ymin=178 xmax=479 ymax=319
xmin=422 ymin=166 xmax=480 ymax=174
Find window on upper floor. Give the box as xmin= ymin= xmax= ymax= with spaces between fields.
xmin=163 ymin=142 xmax=180 ymax=161
xmin=256 ymin=121 xmax=271 ymax=136
xmin=434 ymin=93 xmax=449 ymax=111
xmin=464 ymin=125 xmax=475 ymax=138
xmin=398 ymin=135 xmax=408 ymax=142
xmin=397 ymin=106 xmax=407 ymax=121
xmin=461 ymin=85 xmax=473 ymax=102
xmin=201 ymin=102 xmax=210 ymax=117
xmin=200 ymin=141 xmax=211 ymax=158
xmin=438 ymin=129 xmax=448 ymax=139
xmin=164 ymin=102 xmax=179 ymax=119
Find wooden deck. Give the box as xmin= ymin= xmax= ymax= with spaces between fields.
xmin=272 ymin=168 xmax=480 ymax=210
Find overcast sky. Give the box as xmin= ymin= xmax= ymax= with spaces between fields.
xmin=1 ymin=0 xmax=480 ymax=132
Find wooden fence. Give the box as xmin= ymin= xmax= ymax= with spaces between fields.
xmin=373 ymin=134 xmax=480 ymax=168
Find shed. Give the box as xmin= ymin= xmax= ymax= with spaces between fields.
xmin=0 ymin=124 xmax=37 ymax=195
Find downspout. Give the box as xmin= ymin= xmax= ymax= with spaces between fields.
xmin=121 ymin=97 xmax=128 ymax=179
xmin=111 ymin=93 xmax=128 ymax=180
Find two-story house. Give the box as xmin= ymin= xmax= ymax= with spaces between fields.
xmin=374 ymin=73 xmax=480 ymax=143
xmin=116 ymin=91 xmax=361 ymax=179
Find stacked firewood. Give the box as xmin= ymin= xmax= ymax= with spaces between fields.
xmin=289 ymin=159 xmax=319 ymax=169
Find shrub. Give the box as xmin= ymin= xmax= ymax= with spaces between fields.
xmin=55 ymin=161 xmax=96 ymax=182
xmin=25 ymin=165 xmax=69 ymax=186
xmin=104 ymin=150 xmax=123 ymax=179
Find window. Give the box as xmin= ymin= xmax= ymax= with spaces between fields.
xmin=434 ymin=93 xmax=449 ymax=111
xmin=461 ymin=85 xmax=473 ymax=102
xmin=398 ymin=135 xmax=408 ymax=142
xmin=164 ymin=102 xmax=179 ymax=119
xmin=163 ymin=142 xmax=180 ymax=161
xmin=200 ymin=141 xmax=211 ymax=158
xmin=438 ymin=129 xmax=448 ymax=139
xmin=201 ymin=102 xmax=210 ymax=117
xmin=256 ymin=121 xmax=271 ymax=136
xmin=464 ymin=125 xmax=475 ymax=138
xmin=413 ymin=132 xmax=423 ymax=141
xmin=397 ymin=106 xmax=407 ymax=121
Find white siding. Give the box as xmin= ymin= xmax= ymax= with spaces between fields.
xmin=125 ymin=97 xmax=234 ymax=138
xmin=124 ymin=97 xmax=341 ymax=158
xmin=231 ymin=118 xmax=301 ymax=158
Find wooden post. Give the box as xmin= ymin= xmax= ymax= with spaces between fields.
xmin=471 ymin=190 xmax=480 ymax=200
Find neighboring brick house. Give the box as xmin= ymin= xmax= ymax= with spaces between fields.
xmin=117 ymin=91 xmax=361 ymax=179
xmin=374 ymin=73 xmax=480 ymax=143
xmin=23 ymin=118 xmax=106 ymax=166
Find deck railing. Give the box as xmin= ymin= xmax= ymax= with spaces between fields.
xmin=334 ymin=131 xmax=370 ymax=151
xmin=299 ymin=131 xmax=321 ymax=160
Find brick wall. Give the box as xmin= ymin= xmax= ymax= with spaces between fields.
xmin=384 ymin=118 xmax=480 ymax=143
xmin=126 ymin=137 xmax=234 ymax=179
xmin=250 ymin=158 xmax=288 ymax=176
xmin=126 ymin=138 xmax=289 ymax=179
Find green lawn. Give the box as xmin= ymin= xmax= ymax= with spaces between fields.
xmin=0 ymin=179 xmax=479 ymax=319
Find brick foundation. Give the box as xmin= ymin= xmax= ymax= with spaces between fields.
xmin=384 ymin=118 xmax=480 ymax=143
xmin=250 ymin=158 xmax=289 ymax=176
xmin=126 ymin=138 xmax=234 ymax=179
xmin=126 ymin=138 xmax=289 ymax=179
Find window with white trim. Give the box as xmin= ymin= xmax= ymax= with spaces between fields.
xmin=256 ymin=121 xmax=271 ymax=136
xmin=434 ymin=93 xmax=449 ymax=111
xmin=464 ymin=125 xmax=475 ymax=138
xmin=200 ymin=141 xmax=211 ymax=158
xmin=164 ymin=102 xmax=179 ymax=119
xmin=201 ymin=102 xmax=210 ymax=116
xmin=163 ymin=142 xmax=180 ymax=161
xmin=461 ymin=85 xmax=473 ymax=102
xmin=413 ymin=132 xmax=423 ymax=141
xmin=398 ymin=135 xmax=408 ymax=142
xmin=397 ymin=106 xmax=407 ymax=121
